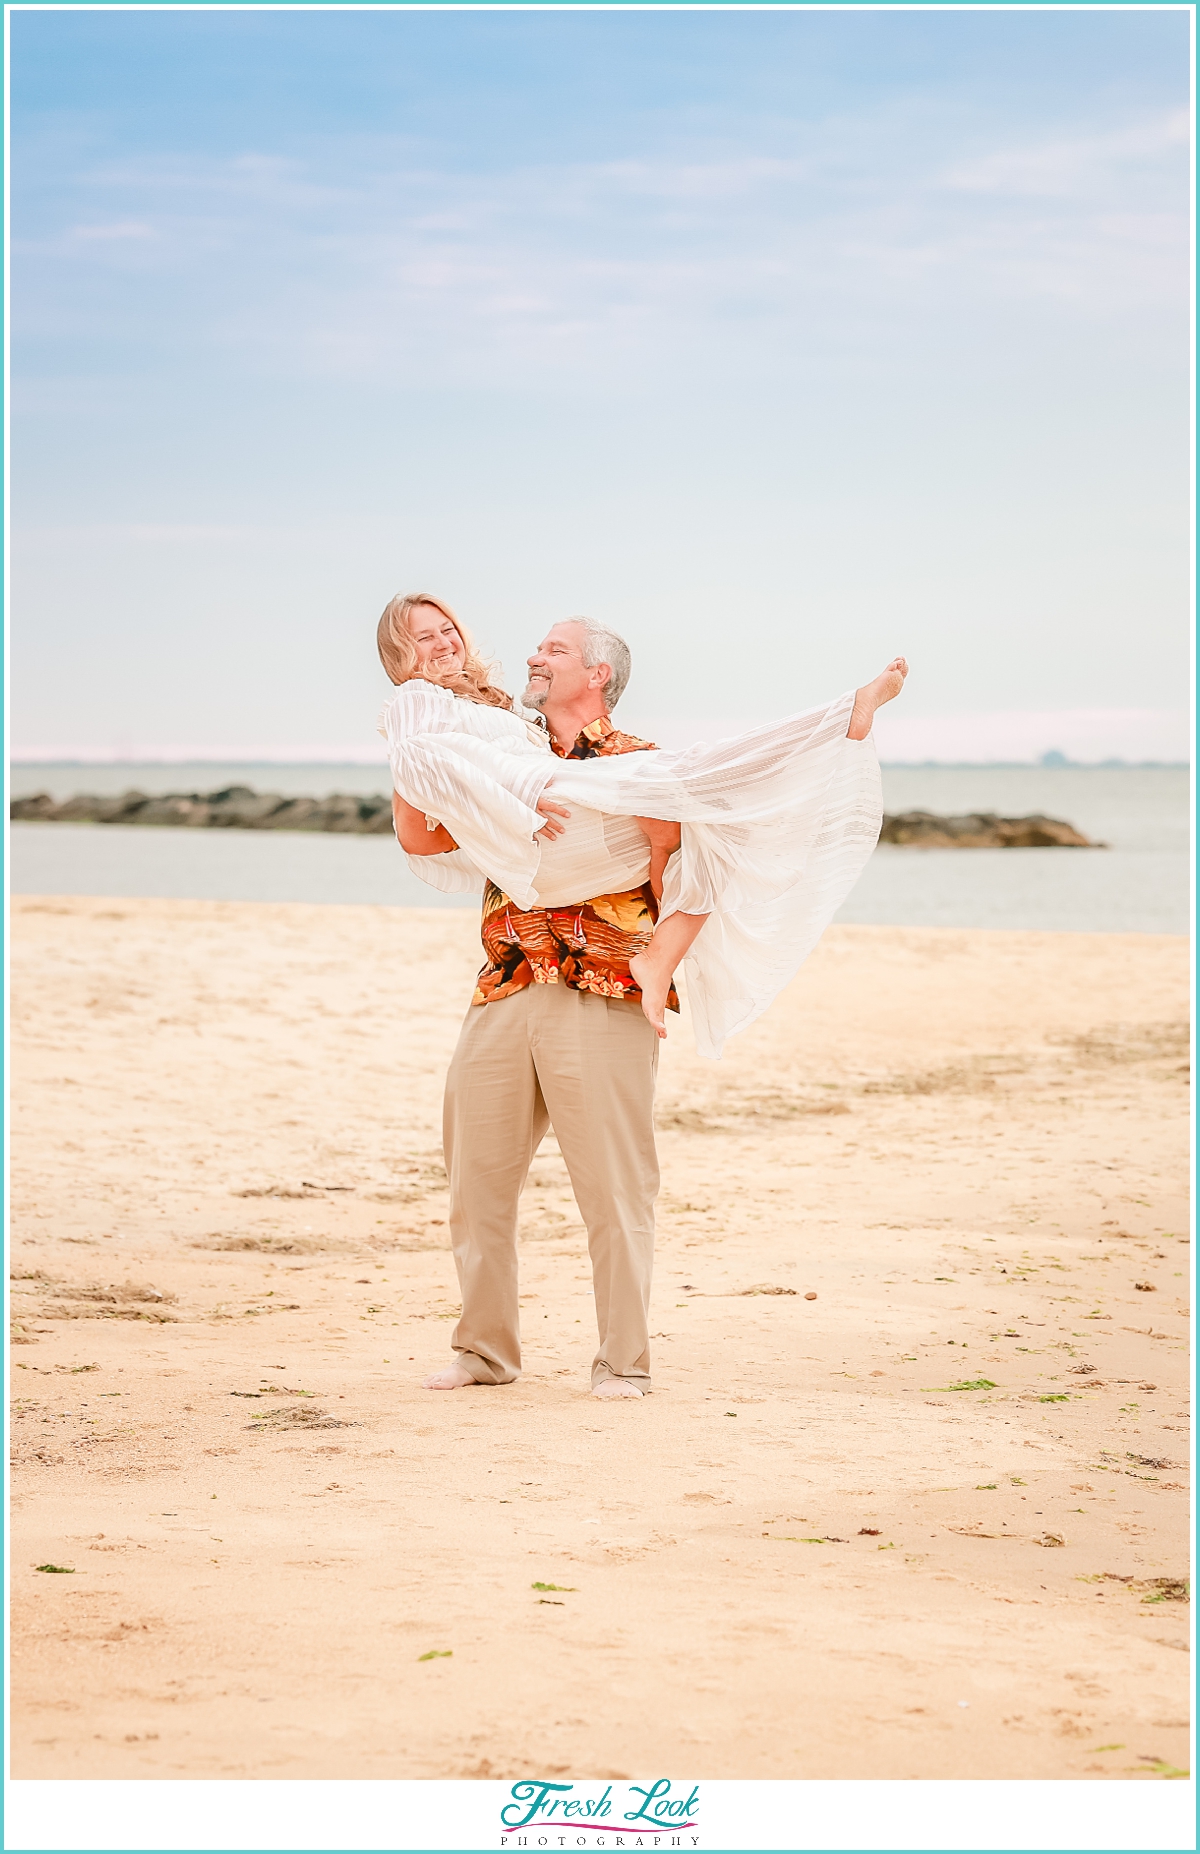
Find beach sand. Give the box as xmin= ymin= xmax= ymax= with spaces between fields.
xmin=9 ymin=896 xmax=1191 ymax=1780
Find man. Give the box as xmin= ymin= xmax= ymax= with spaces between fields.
xmin=395 ymin=617 xmax=672 ymax=1400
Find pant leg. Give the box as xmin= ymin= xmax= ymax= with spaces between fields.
xmin=528 ymin=985 xmax=660 ymax=1389
xmin=443 ymin=993 xmax=549 ymax=1384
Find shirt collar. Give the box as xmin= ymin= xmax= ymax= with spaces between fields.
xmin=575 ymin=714 xmax=615 ymax=749
xmin=548 ymin=712 xmax=615 ymax=755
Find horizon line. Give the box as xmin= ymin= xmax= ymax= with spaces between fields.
xmin=8 ymin=754 xmax=1192 ymax=771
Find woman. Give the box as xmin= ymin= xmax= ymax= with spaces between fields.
xmin=378 ymin=593 xmax=905 ymax=1058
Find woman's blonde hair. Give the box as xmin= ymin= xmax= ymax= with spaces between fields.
xmin=376 ymin=593 xmax=512 ymax=710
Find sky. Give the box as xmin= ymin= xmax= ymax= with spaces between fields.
xmin=9 ymin=6 xmax=1192 ymax=762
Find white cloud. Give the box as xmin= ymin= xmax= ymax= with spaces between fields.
xmin=16 ymin=99 xmax=1187 ymax=392
xmin=593 ymin=154 xmax=808 ymax=201
xmin=68 ymin=219 xmax=154 ymax=242
xmin=944 ymin=108 xmax=1189 ymax=198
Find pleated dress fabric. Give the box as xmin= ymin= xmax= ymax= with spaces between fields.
xmin=381 ymin=681 xmax=882 ymax=1059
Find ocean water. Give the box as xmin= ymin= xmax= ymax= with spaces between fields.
xmin=840 ymin=764 xmax=1191 ymax=935
xmin=9 ymin=761 xmax=1191 ymax=934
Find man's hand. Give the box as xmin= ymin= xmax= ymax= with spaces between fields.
xmin=393 ymin=791 xmax=458 ymax=855
xmin=535 ymin=794 xmax=571 ymax=841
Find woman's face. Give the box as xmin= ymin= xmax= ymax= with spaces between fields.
xmin=408 ymin=604 xmax=466 ymax=677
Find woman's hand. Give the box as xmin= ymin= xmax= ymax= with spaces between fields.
xmin=535 ymin=794 xmax=571 ymax=841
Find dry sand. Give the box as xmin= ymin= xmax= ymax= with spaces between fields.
xmin=8 ymin=896 xmax=1191 ymax=1781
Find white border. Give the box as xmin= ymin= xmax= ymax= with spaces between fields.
xmin=3 ymin=1776 xmax=1199 ymax=1852
xmin=4 ymin=0 xmax=15 ymax=1830
xmin=4 ymin=6 xmax=1196 ymax=1853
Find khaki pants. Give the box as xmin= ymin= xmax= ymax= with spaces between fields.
xmin=442 ymin=982 xmax=660 ymax=1388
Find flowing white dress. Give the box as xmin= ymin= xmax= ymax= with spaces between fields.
xmin=380 ymin=680 xmax=882 ymax=1059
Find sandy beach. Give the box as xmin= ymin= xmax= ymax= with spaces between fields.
xmin=8 ymin=896 xmax=1191 ymax=1780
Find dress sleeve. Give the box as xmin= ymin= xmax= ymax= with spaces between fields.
xmin=380 ymin=682 xmax=555 ymax=907
xmin=547 ymin=692 xmax=882 ymax=1057
xmin=404 ymin=848 xmax=485 ymax=896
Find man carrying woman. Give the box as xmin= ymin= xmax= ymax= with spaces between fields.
xmin=378 ymin=594 xmax=906 ymax=1399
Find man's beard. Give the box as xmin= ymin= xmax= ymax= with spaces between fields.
xmin=522 ymin=679 xmax=549 ymax=710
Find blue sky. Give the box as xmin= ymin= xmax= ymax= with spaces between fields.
xmin=10 ymin=7 xmax=1191 ymax=760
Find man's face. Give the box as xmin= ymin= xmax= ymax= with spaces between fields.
xmin=523 ymin=622 xmax=609 ymax=712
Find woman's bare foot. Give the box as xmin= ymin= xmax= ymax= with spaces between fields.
xmin=628 ymin=912 xmax=706 ymax=1038
xmin=592 ymin=1378 xmax=644 ymax=1399
xmin=847 ymin=657 xmax=908 ymax=741
xmin=422 ymin=1362 xmax=477 ymax=1390
xmin=627 ymin=950 xmax=670 ymax=1039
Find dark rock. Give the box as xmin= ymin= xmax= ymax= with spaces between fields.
xmin=312 ymin=794 xmax=365 ymax=832
xmin=206 ymin=792 xmax=289 ymax=828
xmin=10 ymin=789 xmax=1105 ymax=847
xmin=268 ymin=797 xmax=322 ymax=828
xmin=11 ymin=783 xmax=397 ymax=836
xmin=9 ymin=792 xmax=57 ymax=820
xmin=132 ymin=796 xmax=215 ymax=827
xmin=879 ymin=811 xmax=1101 ymax=848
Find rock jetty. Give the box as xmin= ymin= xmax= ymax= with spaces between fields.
xmin=10 ymin=785 xmax=395 ymax=834
xmin=11 ymin=787 xmax=1101 ymax=848
xmin=878 ymin=811 xmax=1099 ymax=848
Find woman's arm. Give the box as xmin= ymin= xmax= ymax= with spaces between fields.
xmin=392 ymin=790 xmax=458 ymax=855
xmin=380 ymin=683 xmax=581 ymax=906
xmin=392 ymin=788 xmax=568 ymax=854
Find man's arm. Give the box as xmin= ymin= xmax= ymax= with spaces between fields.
xmin=393 ymin=790 xmax=458 ymax=856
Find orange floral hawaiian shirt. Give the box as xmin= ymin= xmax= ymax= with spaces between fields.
xmin=472 ymin=715 xmax=679 ymax=1017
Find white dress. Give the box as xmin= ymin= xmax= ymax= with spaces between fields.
xmin=380 ymin=680 xmax=882 ymax=1059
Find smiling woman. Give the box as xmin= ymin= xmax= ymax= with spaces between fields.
xmin=376 ymin=593 xmax=513 ymax=712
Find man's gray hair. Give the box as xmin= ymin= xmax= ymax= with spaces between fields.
xmin=567 ymin=616 xmax=632 ymax=710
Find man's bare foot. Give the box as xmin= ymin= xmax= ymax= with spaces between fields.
xmin=422 ymin=1362 xmax=477 ymax=1390
xmin=847 ymin=657 xmax=909 ymax=741
xmin=592 ymin=1378 xmax=645 ymax=1399
xmin=628 ymin=951 xmax=669 ymax=1039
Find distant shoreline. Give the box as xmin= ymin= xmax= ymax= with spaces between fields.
xmin=9 ymin=757 xmax=1191 ymax=772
